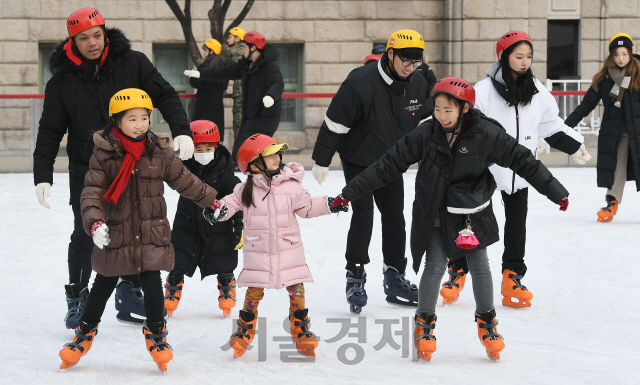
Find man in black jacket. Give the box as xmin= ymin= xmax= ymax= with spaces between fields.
xmin=311 ymin=29 xmax=433 ymax=313
xmin=184 ymin=31 xmax=284 ymax=163
xmin=33 ymin=8 xmax=194 ymax=329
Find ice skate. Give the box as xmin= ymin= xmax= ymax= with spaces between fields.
xmin=64 ymin=283 xmax=88 ymax=329
xmin=217 ymin=275 xmax=237 ymax=318
xmin=290 ymin=308 xmax=318 ymax=357
xmin=115 ymin=279 xmax=146 ymax=324
xmin=414 ymin=313 xmax=437 ymax=362
xmin=164 ymin=273 xmax=184 ymax=317
xmin=501 ymin=269 xmax=533 ymax=308
xmin=383 ymin=264 xmax=418 ymax=307
xmin=440 ymin=266 xmax=466 ymax=305
xmin=59 ymin=320 xmax=98 ymax=369
xmin=229 ymin=310 xmax=257 ymax=358
xmin=346 ymin=265 xmax=368 ymax=314
xmin=597 ymin=194 xmax=618 ymax=222
xmin=475 ymin=309 xmax=505 ymax=362
xmin=142 ymin=320 xmax=173 ymax=372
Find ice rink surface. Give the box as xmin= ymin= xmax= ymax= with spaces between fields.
xmin=1 ymin=167 xmax=638 ymax=384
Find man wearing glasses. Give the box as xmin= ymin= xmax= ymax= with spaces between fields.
xmin=312 ymin=29 xmax=433 ymax=313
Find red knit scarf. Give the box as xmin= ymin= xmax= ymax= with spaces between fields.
xmin=103 ymin=129 xmax=147 ymax=204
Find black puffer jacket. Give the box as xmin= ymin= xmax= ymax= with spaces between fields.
xmin=33 ymin=28 xmax=191 ymax=185
xmin=171 ymin=145 xmax=242 ymax=278
xmin=416 ymin=63 xmax=437 ymax=89
xmin=312 ymin=54 xmax=433 ymax=168
xmin=565 ymin=73 xmax=640 ymax=191
xmin=189 ymin=54 xmax=228 ymax=141
xmin=199 ymin=44 xmax=284 ymax=125
xmin=341 ymin=111 xmax=569 ymax=273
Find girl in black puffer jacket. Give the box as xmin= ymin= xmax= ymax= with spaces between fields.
xmin=337 ymin=77 xmax=569 ymax=363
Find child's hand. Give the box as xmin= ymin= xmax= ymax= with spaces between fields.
xmin=204 ymin=200 xmax=228 ymax=224
xmin=328 ymin=194 xmax=350 ymax=214
xmin=91 ymin=221 xmax=110 ymax=249
xmin=558 ymin=197 xmax=569 ymax=211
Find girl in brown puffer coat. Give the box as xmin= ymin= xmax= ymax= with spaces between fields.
xmin=59 ymin=89 xmax=218 ymax=372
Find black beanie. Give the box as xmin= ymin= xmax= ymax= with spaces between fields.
xmin=609 ymin=34 xmax=633 ymax=52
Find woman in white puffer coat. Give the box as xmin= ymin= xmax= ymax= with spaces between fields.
xmin=440 ymin=31 xmax=592 ymax=309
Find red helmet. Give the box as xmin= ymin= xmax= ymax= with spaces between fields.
xmin=237 ymin=134 xmax=288 ymax=174
xmin=496 ymin=30 xmax=532 ymax=60
xmin=190 ymin=120 xmax=220 ymax=145
xmin=243 ymin=31 xmax=266 ymax=50
xmin=431 ymin=76 xmax=475 ymax=109
xmin=364 ymin=54 xmax=381 ymax=64
xmin=67 ymin=8 xmax=105 ymax=37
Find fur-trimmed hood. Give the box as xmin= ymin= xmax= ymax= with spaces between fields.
xmin=49 ymin=27 xmax=132 ymax=77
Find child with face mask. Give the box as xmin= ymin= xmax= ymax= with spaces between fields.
xmin=164 ymin=120 xmax=243 ymax=318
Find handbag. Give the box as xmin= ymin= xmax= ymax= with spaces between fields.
xmin=455 ymin=216 xmax=480 ymax=250
xmin=445 ymin=171 xmax=496 ymax=214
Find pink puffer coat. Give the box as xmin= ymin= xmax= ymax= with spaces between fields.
xmin=220 ymin=162 xmax=330 ymax=289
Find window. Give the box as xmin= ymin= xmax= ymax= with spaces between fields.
xmin=152 ymin=44 xmax=193 ymax=133
xmin=273 ymin=44 xmax=303 ymax=131
xmin=39 ymin=43 xmax=56 ymax=92
xmin=547 ymin=20 xmax=580 ymax=80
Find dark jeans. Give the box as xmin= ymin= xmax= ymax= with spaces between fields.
xmin=451 ymin=188 xmax=529 ymax=276
xmin=68 ymin=172 xmax=140 ymax=285
xmin=342 ymin=160 xmax=407 ymax=273
xmin=81 ymin=271 xmax=165 ymax=325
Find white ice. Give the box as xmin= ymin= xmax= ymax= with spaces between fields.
xmin=1 ymin=168 xmax=638 ymax=384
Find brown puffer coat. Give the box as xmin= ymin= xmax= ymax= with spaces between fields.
xmin=81 ymin=130 xmax=217 ymax=277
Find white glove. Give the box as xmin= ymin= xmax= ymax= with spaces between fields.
xmin=312 ymin=164 xmax=329 ymax=185
xmin=263 ymin=95 xmax=274 ymax=108
xmin=184 ymin=69 xmax=200 ymax=78
xmin=572 ymin=144 xmax=592 ymax=165
xmin=92 ymin=223 xmax=110 ymax=250
xmin=173 ymin=135 xmax=194 ymax=160
xmin=36 ymin=182 xmax=51 ymax=209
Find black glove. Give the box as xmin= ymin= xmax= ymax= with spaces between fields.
xmin=203 ymin=205 xmax=227 ymax=225
xmin=232 ymin=218 xmax=244 ymax=250
xmin=327 ymin=195 xmax=350 ymax=214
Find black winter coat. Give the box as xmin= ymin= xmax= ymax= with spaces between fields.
xmin=416 ymin=63 xmax=438 ymax=89
xmin=312 ymin=54 xmax=433 ymax=167
xmin=341 ymin=111 xmax=569 ymax=273
xmin=199 ymin=44 xmax=284 ymax=134
xmin=33 ymin=28 xmax=191 ymax=185
xmin=565 ymin=74 xmax=640 ymax=191
xmin=189 ymin=54 xmax=228 ymax=141
xmin=171 ymin=145 xmax=242 ymax=278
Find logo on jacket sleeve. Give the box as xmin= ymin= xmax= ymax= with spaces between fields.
xmin=525 ymin=135 xmax=532 ymax=140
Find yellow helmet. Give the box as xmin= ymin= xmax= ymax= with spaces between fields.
xmin=204 ymin=38 xmax=222 ymax=55
xmin=386 ymin=29 xmax=425 ymax=51
xmin=109 ymin=88 xmax=153 ymax=118
xmin=229 ymin=27 xmax=246 ymax=40
xmin=609 ymin=33 xmax=633 ymax=52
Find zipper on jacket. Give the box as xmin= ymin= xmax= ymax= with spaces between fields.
xmin=511 ymin=104 xmax=520 ymax=194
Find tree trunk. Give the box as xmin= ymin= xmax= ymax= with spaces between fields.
xmin=165 ymin=0 xmax=202 ymax=66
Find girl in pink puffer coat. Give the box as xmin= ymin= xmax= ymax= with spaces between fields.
xmin=204 ymin=134 xmax=348 ymax=358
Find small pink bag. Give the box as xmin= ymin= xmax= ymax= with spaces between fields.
xmin=455 ymin=217 xmax=479 ymax=250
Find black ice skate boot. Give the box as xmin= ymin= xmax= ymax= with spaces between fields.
xmin=383 ymin=263 xmax=418 ymax=307
xmin=115 ymin=279 xmax=146 ymax=324
xmin=64 ymin=283 xmax=88 ymax=329
xmin=346 ymin=265 xmax=368 ymax=314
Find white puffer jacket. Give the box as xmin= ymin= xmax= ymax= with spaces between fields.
xmin=475 ymin=62 xmax=584 ymax=194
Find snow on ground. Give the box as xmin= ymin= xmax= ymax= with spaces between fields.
xmin=1 ymin=168 xmax=638 ymax=385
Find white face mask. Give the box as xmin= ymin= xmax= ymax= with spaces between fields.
xmin=194 ymin=152 xmax=215 ymax=165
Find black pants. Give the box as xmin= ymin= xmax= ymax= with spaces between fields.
xmin=81 ymin=271 xmax=165 ymax=325
xmin=451 ymin=188 xmax=529 ymax=276
xmin=68 ymin=172 xmax=140 ymax=286
xmin=342 ymin=160 xmax=407 ymax=273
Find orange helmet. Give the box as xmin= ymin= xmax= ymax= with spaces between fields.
xmin=67 ymin=8 xmax=105 ymax=37
xmin=237 ymin=134 xmax=287 ymax=174
xmin=364 ymin=54 xmax=380 ymax=64
xmin=496 ymin=31 xmax=532 ymax=60
xmin=431 ymin=76 xmax=475 ymax=110
xmin=243 ymin=31 xmax=266 ymax=50
xmin=190 ymin=120 xmax=220 ymax=145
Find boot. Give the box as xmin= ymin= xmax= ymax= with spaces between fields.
xmin=475 ymin=309 xmax=505 ymax=362
xmin=164 ymin=273 xmax=184 ymax=317
xmin=290 ymin=309 xmax=318 ymax=358
xmin=229 ymin=310 xmax=257 ymax=358
xmin=501 ymin=269 xmax=533 ymax=308
xmin=440 ymin=267 xmax=466 ymax=305
xmin=217 ymin=274 xmax=237 ymax=317
xmin=59 ymin=320 xmax=98 ymax=369
xmin=115 ymin=279 xmax=146 ymax=324
xmin=64 ymin=283 xmax=88 ymax=329
xmin=414 ymin=313 xmax=437 ymax=362
xmin=383 ymin=263 xmax=419 ymax=307
xmin=597 ymin=194 xmax=618 ymax=222
xmin=346 ymin=265 xmax=368 ymax=314
xmin=142 ymin=320 xmax=173 ymax=372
